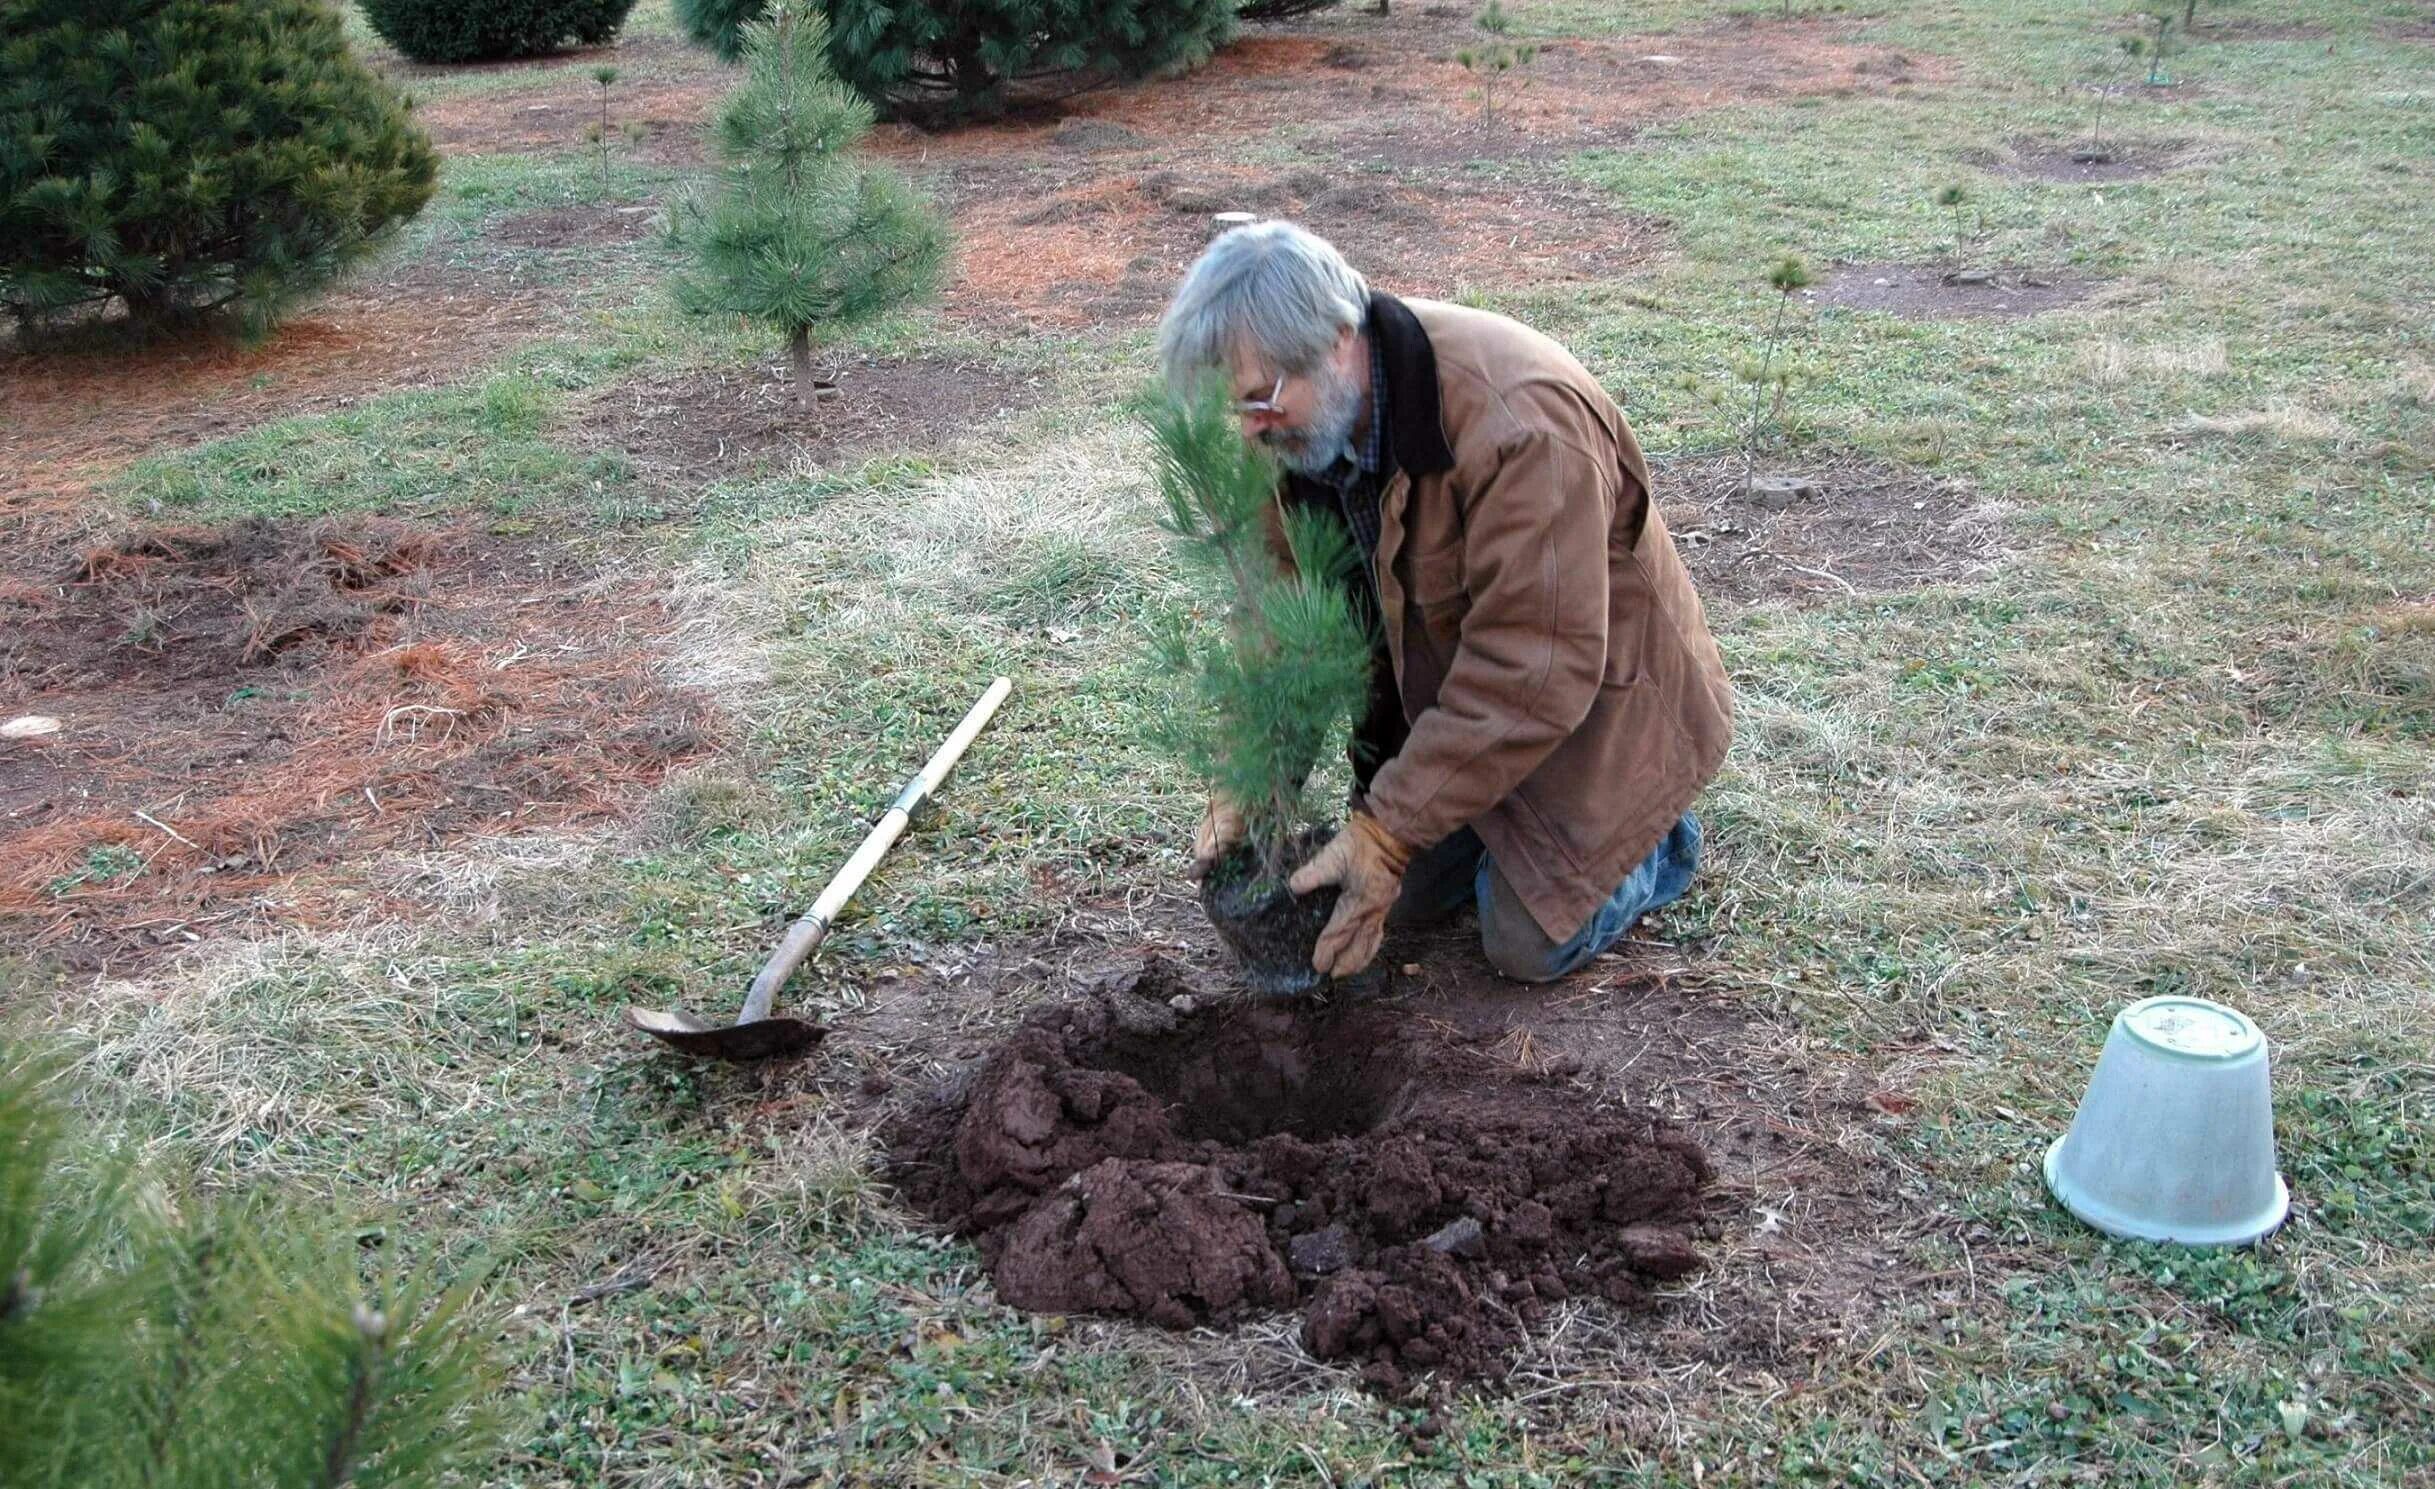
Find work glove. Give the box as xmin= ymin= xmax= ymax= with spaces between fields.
xmin=1189 ymin=792 xmax=1248 ymax=879
xmin=1288 ymin=811 xmax=1415 ymax=980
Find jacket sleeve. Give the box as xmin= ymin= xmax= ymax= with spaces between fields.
xmin=1360 ymin=398 xmax=1616 ymax=851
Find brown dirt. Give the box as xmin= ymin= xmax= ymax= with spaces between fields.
xmin=856 ymin=13 xmax=1935 ymax=328
xmin=0 ymin=261 xmax=569 ymax=497
xmin=2189 ymin=18 xmax=2334 ymax=41
xmin=490 ymin=204 xmax=663 ymax=249
xmin=791 ymin=900 xmax=1925 ymax=1401
xmin=573 ymin=355 xmax=1051 ymax=486
xmin=412 ymin=73 xmax=726 ymax=166
xmin=943 ymin=163 xmax=1655 ymax=330
xmin=883 ymin=962 xmax=1712 ymax=1396
xmin=1992 ymin=137 xmax=2184 ymax=184
xmin=1811 ymin=263 xmax=2099 ymax=320
xmin=0 ymin=514 xmax=710 ymax=969
xmin=1656 ymin=451 xmax=2005 ymax=604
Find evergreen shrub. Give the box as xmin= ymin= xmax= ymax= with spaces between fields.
xmin=0 ymin=0 xmax=438 ymax=340
xmin=359 ymin=0 xmax=638 ymax=64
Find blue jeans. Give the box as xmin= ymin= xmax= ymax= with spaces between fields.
xmin=1390 ymin=814 xmax=1704 ymax=983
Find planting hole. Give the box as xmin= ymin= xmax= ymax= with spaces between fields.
xmin=1101 ymin=1003 xmax=1415 ymax=1144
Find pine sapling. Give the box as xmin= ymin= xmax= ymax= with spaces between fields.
xmin=0 ymin=1045 xmax=503 ymax=1489
xmin=673 ymin=0 xmax=947 ymax=415
xmin=1146 ymin=380 xmax=1373 ymax=889
xmin=590 ymin=66 xmax=620 ymax=195
xmin=1458 ymin=1 xmax=1538 ymax=125
xmin=2145 ymin=10 xmax=2173 ymax=84
xmin=1935 ymin=183 xmax=1971 ymax=267
xmin=1740 ymin=255 xmax=1811 ymax=493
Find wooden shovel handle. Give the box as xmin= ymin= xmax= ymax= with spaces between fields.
xmin=736 ymin=677 xmax=1013 ymax=1025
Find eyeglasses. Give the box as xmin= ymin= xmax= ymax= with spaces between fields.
xmin=1233 ymin=374 xmax=1288 ymax=416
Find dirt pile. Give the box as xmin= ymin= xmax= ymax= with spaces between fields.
xmin=885 ymin=965 xmax=1712 ymax=1393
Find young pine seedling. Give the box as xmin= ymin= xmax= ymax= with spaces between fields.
xmin=1458 ymin=1 xmax=1538 ymax=125
xmin=1935 ymin=183 xmax=1971 ymax=266
xmin=591 ymin=66 xmax=620 ymax=195
xmin=1740 ymin=255 xmax=1812 ymax=492
xmin=2143 ymin=11 xmax=2173 ymax=85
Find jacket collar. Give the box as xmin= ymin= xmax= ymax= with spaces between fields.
xmin=1367 ymin=291 xmax=1454 ymax=480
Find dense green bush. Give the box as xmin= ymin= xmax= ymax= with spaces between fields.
xmin=679 ymin=0 xmax=1237 ymax=119
xmin=0 ymin=0 xmax=438 ymax=341
xmin=359 ymin=0 xmax=638 ymax=64
xmin=675 ymin=0 xmax=764 ymax=60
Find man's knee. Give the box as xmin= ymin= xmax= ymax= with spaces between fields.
xmin=1477 ymin=865 xmax=1571 ymax=983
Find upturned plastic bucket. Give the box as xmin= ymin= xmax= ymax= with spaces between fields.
xmin=2043 ymin=995 xmax=2290 ymax=1247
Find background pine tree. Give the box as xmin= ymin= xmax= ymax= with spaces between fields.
xmin=1146 ymin=381 xmax=1375 ymax=882
xmin=671 ymin=0 xmax=948 ymax=414
xmin=0 ymin=1041 xmax=502 ymax=1488
xmin=678 ymin=0 xmax=1239 ymax=120
xmin=359 ymin=0 xmax=639 ymax=66
xmin=0 ymin=0 xmax=438 ymax=342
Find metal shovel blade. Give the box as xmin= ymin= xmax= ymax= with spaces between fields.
xmin=624 ymin=1005 xmax=827 ymax=1060
xmin=622 ymin=676 xmax=1014 ymax=1063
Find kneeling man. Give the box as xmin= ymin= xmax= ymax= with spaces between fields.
xmin=1159 ymin=222 xmax=1734 ymax=984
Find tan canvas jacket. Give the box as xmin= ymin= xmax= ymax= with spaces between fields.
xmin=1282 ymin=295 xmax=1734 ymax=941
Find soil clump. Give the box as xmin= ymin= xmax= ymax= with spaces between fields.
xmin=1812 ymin=263 xmax=2098 ymax=320
xmin=885 ymin=967 xmax=1712 ymax=1394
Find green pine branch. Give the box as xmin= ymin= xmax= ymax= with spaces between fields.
xmin=1145 ymin=381 xmax=1374 ymax=882
xmin=0 ymin=1042 xmax=503 ymax=1489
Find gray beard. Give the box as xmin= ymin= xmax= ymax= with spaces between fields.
xmin=1260 ymin=361 xmax=1366 ymax=476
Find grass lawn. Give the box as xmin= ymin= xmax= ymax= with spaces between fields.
xmin=4 ymin=0 xmax=2431 ymax=1482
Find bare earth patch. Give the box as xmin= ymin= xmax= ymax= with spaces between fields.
xmin=490 ymin=204 xmax=664 ymax=249
xmin=0 ymin=514 xmax=710 ymax=970
xmin=947 ymin=163 xmax=1654 ymax=329
xmin=857 ymin=14 xmax=1936 ymax=328
xmin=0 ymin=261 xmax=576 ymax=499
xmin=1656 ymin=451 xmax=2005 ymax=604
xmin=574 ymin=355 xmax=1052 ymax=486
xmin=764 ymin=902 xmax=1914 ymax=1403
xmin=412 ymin=73 xmax=723 ymax=166
xmin=1811 ymin=263 xmax=2098 ymax=320
xmin=1991 ymin=136 xmax=2186 ymax=184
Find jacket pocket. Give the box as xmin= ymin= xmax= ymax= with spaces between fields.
xmin=1405 ymin=541 xmax=1468 ymax=668
xmin=1407 ymin=540 xmax=1466 ymax=606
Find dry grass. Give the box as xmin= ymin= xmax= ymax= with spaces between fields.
xmin=2078 ymin=336 xmax=2231 ymax=385
xmin=2184 ymin=401 xmax=2353 ymax=443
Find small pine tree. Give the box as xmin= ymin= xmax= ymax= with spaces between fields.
xmin=2142 ymin=9 xmax=2173 ymax=84
xmin=0 ymin=1042 xmax=501 ymax=1488
xmin=0 ymin=0 xmax=438 ymax=342
xmin=590 ymin=66 xmax=621 ymax=195
xmin=1934 ymin=182 xmax=1971 ymax=265
xmin=1457 ymin=0 xmax=1538 ymax=124
xmin=672 ymin=0 xmax=948 ymax=415
xmin=679 ymin=0 xmax=1238 ymax=121
xmin=1739 ymin=254 xmax=1811 ymax=491
xmin=1146 ymin=380 xmax=1374 ymax=885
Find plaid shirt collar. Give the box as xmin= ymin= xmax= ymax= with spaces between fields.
xmin=1356 ymin=331 xmax=1389 ymax=477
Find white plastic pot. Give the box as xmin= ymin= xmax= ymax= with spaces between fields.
xmin=2043 ymin=995 xmax=2290 ymax=1247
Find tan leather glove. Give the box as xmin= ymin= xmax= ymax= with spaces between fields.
xmin=1190 ymin=793 xmax=1248 ymax=879
xmin=1287 ymin=811 xmax=1415 ymax=980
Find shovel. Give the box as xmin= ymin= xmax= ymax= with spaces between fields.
xmin=625 ymin=676 xmax=1014 ymax=1059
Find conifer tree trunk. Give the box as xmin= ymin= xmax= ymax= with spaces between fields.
xmin=789 ymin=324 xmax=816 ymax=414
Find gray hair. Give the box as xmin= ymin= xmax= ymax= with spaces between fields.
xmin=1157 ymin=221 xmax=1370 ymax=385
